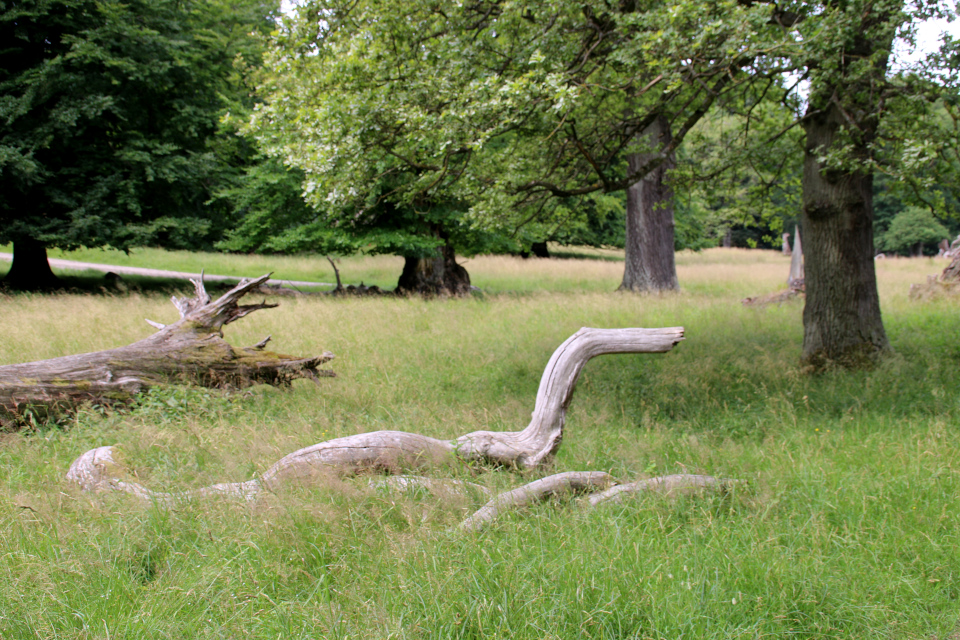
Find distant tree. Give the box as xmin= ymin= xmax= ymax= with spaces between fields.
xmin=879 ymin=206 xmax=951 ymax=255
xmin=0 ymin=0 xmax=277 ymax=289
xmin=247 ymin=0 xmax=800 ymax=294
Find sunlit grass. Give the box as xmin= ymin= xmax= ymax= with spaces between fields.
xmin=0 ymin=249 xmax=958 ymax=638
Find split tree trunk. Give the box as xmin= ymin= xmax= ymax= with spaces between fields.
xmin=396 ymin=231 xmax=471 ymax=296
xmin=0 ymin=274 xmax=333 ymax=428
xmin=67 ymin=327 xmax=685 ymax=498
xmin=620 ymin=115 xmax=679 ymax=293
xmin=2 ymin=238 xmax=61 ymax=291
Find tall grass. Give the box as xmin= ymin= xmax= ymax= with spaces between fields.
xmin=0 ymin=249 xmax=958 ymax=638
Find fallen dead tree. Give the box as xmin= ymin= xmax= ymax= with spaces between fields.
xmin=0 ymin=274 xmax=334 ymax=429
xmin=909 ymin=253 xmax=960 ymax=300
xmin=64 ymin=325 xmax=735 ymax=526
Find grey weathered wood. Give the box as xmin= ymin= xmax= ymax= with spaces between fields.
xmin=66 ymin=327 xmax=684 ymax=500
xmin=459 ymin=471 xmax=615 ymax=531
xmin=587 ymin=473 xmax=738 ymax=506
xmin=0 ymin=274 xmax=334 ymax=428
xmin=458 ymin=472 xmax=737 ymax=531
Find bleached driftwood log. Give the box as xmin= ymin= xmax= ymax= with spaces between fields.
xmin=66 ymin=327 xmax=684 ymax=499
xmin=459 ymin=472 xmax=738 ymax=532
xmin=459 ymin=471 xmax=615 ymax=531
xmin=0 ymin=274 xmax=333 ymax=428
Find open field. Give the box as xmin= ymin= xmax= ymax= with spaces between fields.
xmin=1 ymin=249 xmax=959 ymax=638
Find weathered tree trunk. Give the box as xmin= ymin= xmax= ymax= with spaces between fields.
xmin=800 ymin=111 xmax=888 ymax=366
xmin=0 ymin=274 xmax=333 ymax=428
xmin=66 ymin=327 xmax=685 ymax=498
xmin=396 ymin=230 xmax=471 ymax=296
xmin=942 ymin=253 xmax=960 ymax=282
xmin=620 ymin=115 xmax=679 ymax=293
xmin=530 ymin=241 xmax=550 ymax=258
xmin=2 ymin=238 xmax=61 ymax=291
xmin=799 ymin=12 xmax=893 ymax=367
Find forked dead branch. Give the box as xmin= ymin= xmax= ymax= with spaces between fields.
xmin=0 ymin=274 xmax=334 ymax=429
xmin=65 ymin=324 xmax=739 ymax=526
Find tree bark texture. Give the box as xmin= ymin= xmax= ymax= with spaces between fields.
xmin=66 ymin=327 xmax=685 ymax=498
xmin=798 ymin=10 xmax=893 ymax=366
xmin=396 ymin=229 xmax=471 ymax=296
xmin=0 ymin=274 xmax=334 ymax=428
xmin=2 ymin=239 xmax=61 ymax=291
xmin=620 ymin=115 xmax=679 ymax=293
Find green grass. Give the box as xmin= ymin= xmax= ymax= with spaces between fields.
xmin=1 ymin=249 xmax=959 ymax=638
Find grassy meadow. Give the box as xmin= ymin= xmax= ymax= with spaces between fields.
xmin=1 ymin=248 xmax=959 ymax=638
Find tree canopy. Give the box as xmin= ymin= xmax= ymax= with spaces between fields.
xmin=0 ymin=0 xmax=278 ymax=288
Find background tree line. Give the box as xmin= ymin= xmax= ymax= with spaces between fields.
xmin=2 ymin=0 xmax=958 ymax=364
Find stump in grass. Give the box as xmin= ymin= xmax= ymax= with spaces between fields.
xmin=0 ymin=274 xmax=334 ymax=429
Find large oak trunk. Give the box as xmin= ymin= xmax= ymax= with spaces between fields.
xmin=2 ymin=238 xmax=61 ymax=291
xmin=619 ymin=115 xmax=679 ymax=293
xmin=798 ymin=11 xmax=894 ymax=367
xmin=0 ymin=274 xmax=333 ymax=428
xmin=396 ymin=233 xmax=471 ymax=296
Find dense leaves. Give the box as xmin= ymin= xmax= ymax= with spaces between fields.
xmin=0 ymin=0 xmax=277 ymax=267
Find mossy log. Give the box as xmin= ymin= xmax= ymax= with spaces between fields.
xmin=0 ymin=274 xmax=333 ymax=429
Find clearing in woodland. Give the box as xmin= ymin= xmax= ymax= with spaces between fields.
xmin=0 ymin=248 xmax=958 ymax=639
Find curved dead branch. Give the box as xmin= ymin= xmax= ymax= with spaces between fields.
xmin=459 ymin=471 xmax=615 ymax=531
xmin=460 ymin=472 xmax=739 ymax=532
xmin=65 ymin=327 xmax=696 ymax=524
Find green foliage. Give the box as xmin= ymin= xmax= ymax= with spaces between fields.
xmin=0 ymin=0 xmax=278 ymax=252
xmin=246 ymin=0 xmax=796 ymax=257
xmin=879 ymin=206 xmax=951 ymax=254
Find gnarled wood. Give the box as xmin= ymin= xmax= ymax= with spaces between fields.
xmin=455 ymin=327 xmax=684 ymax=468
xmin=0 ymin=274 xmax=334 ymax=428
xmin=66 ymin=327 xmax=685 ymax=499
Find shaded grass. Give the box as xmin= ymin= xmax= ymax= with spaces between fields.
xmin=0 ymin=250 xmax=958 ymax=638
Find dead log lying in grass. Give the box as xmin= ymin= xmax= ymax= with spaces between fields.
xmin=459 ymin=472 xmax=739 ymax=531
xmin=64 ymin=324 xmax=738 ymax=526
xmin=67 ymin=327 xmax=684 ymax=492
xmin=0 ymin=274 xmax=334 ymax=429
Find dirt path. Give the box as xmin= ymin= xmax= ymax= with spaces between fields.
xmin=0 ymin=253 xmax=335 ymax=289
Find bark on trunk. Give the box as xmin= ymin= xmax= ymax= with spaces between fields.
xmin=0 ymin=274 xmax=334 ymax=428
xmin=66 ymin=327 xmax=685 ymax=498
xmin=619 ymin=115 xmax=679 ymax=293
xmin=2 ymin=239 xmax=61 ymax=291
xmin=396 ymin=232 xmax=471 ymax=296
xmin=799 ymin=9 xmax=894 ymax=367
xmin=800 ymin=126 xmax=889 ymax=366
